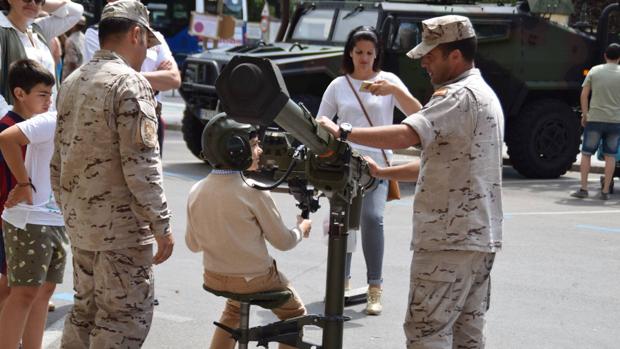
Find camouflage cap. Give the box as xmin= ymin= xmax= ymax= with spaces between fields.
xmin=407 ymin=15 xmax=476 ymax=59
xmin=101 ymin=0 xmax=160 ymax=48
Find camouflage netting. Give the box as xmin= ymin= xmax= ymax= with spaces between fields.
xmin=571 ymin=0 xmax=617 ymax=29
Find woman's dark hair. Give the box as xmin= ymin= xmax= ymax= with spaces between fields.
xmin=8 ymin=59 xmax=55 ymax=98
xmin=341 ymin=26 xmax=383 ymax=74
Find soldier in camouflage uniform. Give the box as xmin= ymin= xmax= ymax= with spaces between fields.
xmin=50 ymin=1 xmax=174 ymax=347
xmin=318 ymin=15 xmax=503 ymax=349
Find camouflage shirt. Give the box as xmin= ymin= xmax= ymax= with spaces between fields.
xmin=402 ymin=68 xmax=503 ymax=253
xmin=51 ymin=49 xmax=171 ymax=251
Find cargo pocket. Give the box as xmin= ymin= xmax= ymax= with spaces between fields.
xmin=405 ymin=262 xmax=458 ymax=340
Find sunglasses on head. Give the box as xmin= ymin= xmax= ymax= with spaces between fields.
xmin=22 ymin=0 xmax=46 ymax=5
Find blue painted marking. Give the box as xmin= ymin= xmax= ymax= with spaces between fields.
xmin=576 ymin=224 xmax=620 ymax=233
xmin=52 ymin=292 xmax=75 ymax=302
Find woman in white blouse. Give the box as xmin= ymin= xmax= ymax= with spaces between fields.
xmin=317 ymin=25 xmax=421 ymax=315
xmin=0 ymin=0 xmax=83 ymax=116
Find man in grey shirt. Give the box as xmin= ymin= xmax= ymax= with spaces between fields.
xmin=571 ymin=43 xmax=620 ymax=200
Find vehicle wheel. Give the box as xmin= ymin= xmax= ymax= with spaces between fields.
xmin=507 ymin=99 xmax=580 ymax=178
xmin=181 ymin=108 xmax=207 ymax=161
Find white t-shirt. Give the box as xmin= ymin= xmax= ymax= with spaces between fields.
xmin=84 ymin=29 xmax=174 ymax=101
xmin=317 ymin=71 xmax=409 ymax=159
xmin=2 ymin=112 xmax=64 ymax=228
xmin=0 ymin=2 xmax=84 ymax=117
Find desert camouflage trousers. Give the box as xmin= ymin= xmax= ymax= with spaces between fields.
xmin=61 ymin=245 xmax=154 ymax=349
xmin=404 ymin=250 xmax=495 ymax=349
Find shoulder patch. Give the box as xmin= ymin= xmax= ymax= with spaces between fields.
xmin=432 ymin=88 xmax=448 ymax=97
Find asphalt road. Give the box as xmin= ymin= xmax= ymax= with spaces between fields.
xmin=42 ymin=130 xmax=620 ymax=349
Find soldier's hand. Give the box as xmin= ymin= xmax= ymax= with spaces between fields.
xmin=368 ymin=79 xmax=394 ymax=96
xmin=297 ymin=215 xmax=312 ymax=238
xmin=5 ymin=186 xmax=33 ymax=208
xmin=363 ymin=155 xmax=382 ymax=178
xmin=316 ymin=116 xmax=340 ymax=138
xmin=154 ymin=233 xmax=175 ymax=264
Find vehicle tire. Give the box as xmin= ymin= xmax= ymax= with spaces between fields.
xmin=507 ymin=99 xmax=580 ymax=179
xmin=181 ymin=108 xmax=207 ymax=161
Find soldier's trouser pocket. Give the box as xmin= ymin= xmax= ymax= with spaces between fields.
xmin=93 ymin=245 xmax=155 ymax=345
xmin=62 ymin=245 xmax=155 ymax=349
xmin=404 ymin=251 xmax=495 ymax=349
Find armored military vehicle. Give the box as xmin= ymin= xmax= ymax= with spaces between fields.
xmin=179 ymin=0 xmax=620 ymax=178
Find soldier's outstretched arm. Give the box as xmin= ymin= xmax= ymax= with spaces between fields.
xmin=317 ymin=116 xmax=420 ymax=149
xmin=364 ymin=155 xmax=420 ymax=182
xmin=114 ymin=74 xmax=174 ymax=262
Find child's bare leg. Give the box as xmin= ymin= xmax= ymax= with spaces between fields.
xmin=23 ymin=282 xmax=56 ymax=349
xmin=0 ymin=274 xmax=9 ymax=311
xmin=0 ymin=285 xmax=39 ymax=349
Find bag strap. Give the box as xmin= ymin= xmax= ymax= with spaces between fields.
xmin=344 ymin=75 xmax=390 ymax=166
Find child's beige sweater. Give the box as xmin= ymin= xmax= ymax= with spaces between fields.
xmin=185 ymin=172 xmax=302 ymax=277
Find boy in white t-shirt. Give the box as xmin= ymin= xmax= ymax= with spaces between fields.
xmin=0 ymin=59 xmax=68 ymax=349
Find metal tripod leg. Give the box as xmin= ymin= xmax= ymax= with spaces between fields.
xmin=239 ymin=302 xmax=250 ymax=349
xmin=322 ymin=204 xmax=349 ymax=349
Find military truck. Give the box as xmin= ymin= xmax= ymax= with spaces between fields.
xmin=179 ymin=0 xmax=620 ymax=178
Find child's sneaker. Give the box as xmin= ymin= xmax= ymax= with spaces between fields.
xmin=599 ymin=191 xmax=609 ymax=201
xmin=570 ymin=188 xmax=589 ymax=198
xmin=365 ymin=287 xmax=382 ymax=315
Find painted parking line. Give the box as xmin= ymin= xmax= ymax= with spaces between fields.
xmin=43 ymin=316 xmax=65 ymax=348
xmin=163 ymin=170 xmax=204 ymax=181
xmin=505 ymin=209 xmax=620 ymax=217
xmin=575 ymin=224 xmax=620 ymax=233
xmin=154 ymin=310 xmax=193 ymax=323
xmin=52 ymin=292 xmax=75 ymax=302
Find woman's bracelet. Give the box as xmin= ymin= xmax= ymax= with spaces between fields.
xmin=15 ymin=179 xmax=37 ymax=192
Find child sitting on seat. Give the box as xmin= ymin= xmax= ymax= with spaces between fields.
xmin=185 ymin=114 xmax=312 ymax=349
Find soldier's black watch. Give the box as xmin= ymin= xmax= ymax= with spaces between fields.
xmin=339 ymin=122 xmax=353 ymax=141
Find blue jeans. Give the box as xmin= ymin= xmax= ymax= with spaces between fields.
xmin=582 ymin=121 xmax=620 ymax=156
xmin=344 ymin=151 xmax=388 ymax=286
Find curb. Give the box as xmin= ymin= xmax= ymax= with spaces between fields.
xmin=392 ymin=147 xmax=606 ymax=175
xmin=164 ymin=124 xmax=605 ymax=175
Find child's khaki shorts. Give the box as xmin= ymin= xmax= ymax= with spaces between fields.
xmin=2 ymin=221 xmax=68 ymax=287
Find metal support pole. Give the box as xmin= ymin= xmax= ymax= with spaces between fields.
xmin=322 ymin=203 xmax=348 ymax=349
xmin=239 ymin=302 xmax=250 ymax=349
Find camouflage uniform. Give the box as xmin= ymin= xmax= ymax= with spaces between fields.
xmin=401 ymin=16 xmax=504 ymax=349
xmin=50 ymin=2 xmax=169 ymax=347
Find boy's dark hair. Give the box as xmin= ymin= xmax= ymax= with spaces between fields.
xmin=437 ymin=37 xmax=478 ymax=62
xmin=605 ymin=43 xmax=620 ymax=60
xmin=8 ymin=59 xmax=55 ymax=99
xmin=341 ymin=26 xmax=383 ymax=74
xmin=98 ymin=17 xmax=143 ymax=46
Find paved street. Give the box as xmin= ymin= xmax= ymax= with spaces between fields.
xmin=42 ymin=130 xmax=620 ymax=349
